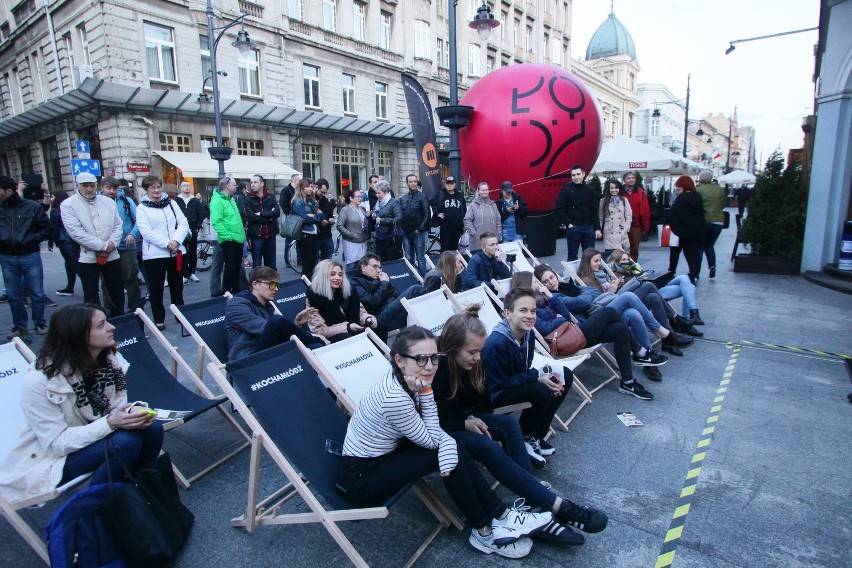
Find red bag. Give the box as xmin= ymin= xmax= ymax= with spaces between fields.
xmin=175 ymin=250 xmax=183 ymax=272
xmin=658 ymin=224 xmax=680 ymax=247
xmin=544 ymin=321 xmax=587 ymax=357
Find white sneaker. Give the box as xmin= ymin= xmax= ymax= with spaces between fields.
xmin=189 ymin=273 xmax=200 ymax=282
xmin=468 ymin=529 xmax=532 ymax=559
xmin=182 ymin=277 xmax=189 ymax=285
xmin=523 ymin=437 xmax=546 ymax=468
xmin=491 ymin=498 xmax=552 ymax=544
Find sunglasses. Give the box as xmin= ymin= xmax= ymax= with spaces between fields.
xmin=398 ymin=353 xmax=445 ymax=367
xmin=257 ymin=280 xmax=279 ymax=290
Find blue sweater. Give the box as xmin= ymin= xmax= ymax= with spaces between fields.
xmin=113 ymin=189 xmax=140 ymax=251
xmin=482 ymin=319 xmax=537 ymax=401
xmin=462 ymin=250 xmax=511 ymax=291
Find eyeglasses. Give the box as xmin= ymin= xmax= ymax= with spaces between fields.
xmin=398 ymin=353 xmax=445 ymax=367
xmin=367 ymin=263 xmax=382 ymax=270
xmin=257 ymin=281 xmax=279 ymax=290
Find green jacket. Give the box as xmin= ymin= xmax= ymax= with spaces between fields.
xmin=698 ymin=183 xmax=726 ymax=224
xmin=210 ymin=190 xmax=245 ymax=243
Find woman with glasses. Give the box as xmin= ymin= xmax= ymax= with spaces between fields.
xmin=306 ymin=259 xmax=378 ymax=343
xmin=292 ymin=178 xmax=324 ymax=279
xmin=339 ymin=325 xmax=552 ymax=559
xmin=210 ymin=176 xmax=246 ymax=295
xmin=336 ymin=189 xmax=370 ymax=270
xmin=225 ymin=266 xmax=323 ymax=362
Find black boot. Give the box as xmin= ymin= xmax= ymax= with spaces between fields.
xmin=672 ymin=317 xmax=703 ymax=337
xmin=674 ymin=314 xmax=695 ymax=327
xmin=663 ymin=331 xmax=694 ymax=349
xmin=643 ymin=366 xmax=662 ymax=381
xmin=689 ymin=309 xmax=704 ymax=325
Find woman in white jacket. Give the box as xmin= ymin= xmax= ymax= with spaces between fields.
xmin=0 ymin=305 xmax=163 ymax=504
xmin=136 ymin=175 xmax=189 ymax=329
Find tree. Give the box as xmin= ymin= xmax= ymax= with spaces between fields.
xmin=587 ymin=173 xmax=603 ymax=202
xmin=739 ymin=150 xmax=807 ymax=261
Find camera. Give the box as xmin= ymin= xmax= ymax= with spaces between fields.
xmin=505 ymin=253 xmax=517 ymax=263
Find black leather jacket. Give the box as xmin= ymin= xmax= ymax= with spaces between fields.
xmin=0 ymin=193 xmax=53 ymax=255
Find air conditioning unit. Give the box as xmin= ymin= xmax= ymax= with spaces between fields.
xmin=74 ymin=65 xmax=94 ymax=86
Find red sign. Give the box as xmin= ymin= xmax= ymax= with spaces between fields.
xmin=127 ymin=162 xmax=150 ymax=173
xmin=628 ymin=162 xmax=648 ymax=169
xmin=341 ymin=178 xmax=350 ymax=188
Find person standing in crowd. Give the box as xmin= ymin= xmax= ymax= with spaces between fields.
xmin=398 ymin=174 xmax=430 ymax=276
xmin=100 ymin=177 xmax=142 ymax=312
xmin=279 ymin=173 xmax=300 ymax=268
xmin=210 ymin=176 xmax=246 ymax=295
xmin=464 ymin=182 xmax=501 ymax=245
xmin=51 ymin=190 xmax=79 ymax=297
xmin=366 ymin=173 xmax=380 ymax=210
xmin=555 ymin=165 xmax=601 ymax=262
xmin=0 ymin=176 xmax=52 ymax=338
xmin=117 ymin=179 xmax=147 ymax=289
xmin=697 ymin=170 xmax=726 ymax=279
xmin=734 ymin=183 xmax=750 ymax=218
xmin=598 ymin=178 xmax=632 ymax=259
xmin=61 ymin=172 xmax=124 ymax=317
xmin=621 ymin=171 xmax=650 ymax=261
xmin=434 ymin=176 xmax=466 ymax=252
xmin=175 ymin=180 xmax=205 ymax=283
xmin=336 ymin=189 xmax=370 ymax=270
xmin=136 ymin=175 xmax=188 ymax=331
xmin=371 ymin=179 xmax=402 ymax=261
xmin=243 ymin=174 xmax=280 ymax=269
xmin=498 ymin=181 xmax=528 ymax=244
xmin=292 ymin=178 xmax=323 ymax=279
xmin=315 ymin=178 xmax=336 ymax=261
xmin=668 ymin=176 xmax=705 ymax=284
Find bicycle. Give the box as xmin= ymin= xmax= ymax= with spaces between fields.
xmin=195 ymin=239 xmax=213 ymax=272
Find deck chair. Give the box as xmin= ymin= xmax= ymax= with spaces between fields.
xmin=498 ymin=240 xmax=537 ymax=273
xmin=110 ymin=310 xmax=250 ymax=488
xmin=401 ymin=287 xmax=457 ymax=336
xmin=0 ymin=339 xmax=94 ymax=565
xmin=561 ymin=260 xmax=584 ymax=286
xmin=381 ymin=258 xmax=423 ymax=294
xmin=207 ymin=340 xmax=454 ymax=568
xmin=445 ymin=284 xmax=504 ymax=335
xmin=171 ymin=293 xmax=232 ymax=379
xmin=491 ymin=277 xmax=512 ymax=298
xmin=271 ymin=276 xmax=310 ymax=320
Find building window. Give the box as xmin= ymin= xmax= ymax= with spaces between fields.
xmin=375 ymin=82 xmax=388 ymax=120
xmin=486 ymin=53 xmax=495 ymax=74
xmin=303 ymin=64 xmax=321 ymax=109
xmin=332 ymin=147 xmax=367 ymax=197
xmin=377 ymin=151 xmax=393 ymax=184
xmin=437 ymin=39 xmax=446 ymax=68
xmin=40 ymin=138 xmax=62 ymax=191
xmin=513 ymin=19 xmax=519 ymax=45
xmin=289 ymin=0 xmax=302 ymax=20
xmin=63 ymin=34 xmax=75 ymax=88
xmin=467 ymin=44 xmax=480 ymax=77
xmin=144 ymin=22 xmax=177 ymax=83
xmin=200 ymin=35 xmax=211 ymax=89
xmin=342 ymin=73 xmax=356 ymax=115
xmin=525 ymin=25 xmax=532 ymax=52
xmin=78 ymin=25 xmax=90 ymax=66
xmin=414 ymin=21 xmax=429 ymax=59
xmin=323 ymin=0 xmax=336 ymax=32
xmin=650 ymin=117 xmax=659 ymax=137
xmin=238 ymin=49 xmax=261 ymax=97
xmin=30 ymin=52 xmax=45 ymax=102
xmin=237 ymin=139 xmax=263 ymax=156
xmin=552 ymin=38 xmax=561 ymax=64
xmin=200 ymin=135 xmax=230 ymax=149
xmin=302 ymin=144 xmax=321 ymax=180
xmin=380 ymin=12 xmax=391 ymax=50
xmin=353 ymin=2 xmax=366 ymax=42
xmin=159 ymin=132 xmax=191 ymax=152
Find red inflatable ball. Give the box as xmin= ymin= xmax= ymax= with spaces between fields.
xmin=458 ymin=64 xmax=602 ymax=212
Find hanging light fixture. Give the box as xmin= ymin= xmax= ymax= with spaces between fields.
xmin=232 ymin=28 xmax=255 ymax=56
xmin=196 ymin=92 xmax=212 ymax=112
xmin=469 ymin=2 xmax=499 ymax=41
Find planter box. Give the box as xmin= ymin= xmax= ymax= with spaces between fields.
xmin=734 ymin=254 xmax=800 ymax=275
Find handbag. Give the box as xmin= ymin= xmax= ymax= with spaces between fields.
xmin=383 ymin=223 xmax=404 ymax=260
xmin=279 ymin=213 xmax=304 ymax=240
xmin=543 ymin=320 xmax=587 ymax=357
xmin=723 ymin=211 xmax=731 ymax=229
xmin=657 ymin=224 xmax=679 ymax=247
xmin=97 ymin=441 xmax=194 ymax=568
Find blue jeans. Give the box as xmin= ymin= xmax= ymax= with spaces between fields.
xmin=607 ymin=292 xmax=661 ymax=350
xmin=658 ymin=274 xmax=698 ymax=312
xmin=454 ymin=413 xmax=556 ymax=512
xmin=250 ymin=237 xmax=277 ymax=270
xmin=317 ymin=236 xmax=334 ymax=261
xmin=59 ymin=422 xmax=164 ymax=486
xmin=377 ymin=284 xmax=426 ymax=330
xmin=0 ymin=252 xmax=46 ymax=330
xmin=565 ymin=224 xmax=596 ymax=261
xmin=402 ymin=229 xmax=427 ymax=276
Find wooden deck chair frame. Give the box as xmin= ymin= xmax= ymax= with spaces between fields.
xmin=0 ymin=339 xmax=96 ymax=565
xmin=497 ymin=240 xmax=538 ymax=274
xmin=170 ymin=292 xmax=232 ymax=380
xmin=206 ymin=342 xmax=453 ymax=568
xmin=130 ymin=309 xmax=251 ymax=488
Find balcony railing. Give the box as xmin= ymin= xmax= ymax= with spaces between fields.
xmin=238 ymin=0 xmax=264 ymax=19
xmin=287 ymin=20 xmax=402 ymax=65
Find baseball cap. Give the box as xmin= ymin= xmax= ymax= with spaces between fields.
xmin=501 ymin=181 xmax=513 ymax=192
xmin=445 ymin=176 xmax=456 ymax=183
xmin=76 ymin=172 xmax=97 ymax=184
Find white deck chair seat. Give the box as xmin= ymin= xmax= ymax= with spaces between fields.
xmin=498 ymin=240 xmax=536 ymax=273
xmin=401 ymin=287 xmax=457 ymax=336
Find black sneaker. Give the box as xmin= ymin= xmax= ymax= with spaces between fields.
xmin=55 ymin=289 xmax=74 ymax=296
xmin=44 ymin=297 xmax=58 ymax=307
xmin=0 ymin=293 xmax=7 ymax=302
xmin=537 ymin=438 xmax=556 ymax=456
xmin=533 ymin=520 xmax=585 ymax=545
xmin=709 ymin=266 xmax=716 ymax=278
xmin=619 ymin=380 xmax=654 ymax=400
xmin=643 ymin=366 xmax=663 ymax=382
xmin=556 ymin=500 xmax=609 ymax=533
xmin=523 ymin=437 xmax=547 ymax=468
xmin=632 ymin=350 xmax=668 ymax=366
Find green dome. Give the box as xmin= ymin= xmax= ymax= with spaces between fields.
xmin=585 ymin=11 xmax=636 ymax=60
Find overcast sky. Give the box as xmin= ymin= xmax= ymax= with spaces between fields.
xmin=571 ymin=0 xmax=820 ymax=168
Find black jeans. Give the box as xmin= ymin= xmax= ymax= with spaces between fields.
xmin=256 ymin=315 xmax=323 ymax=351
xmin=56 ymin=240 xmax=79 ymax=291
xmin=77 ymin=259 xmax=124 ymax=318
xmin=220 ymin=240 xmax=244 ymax=294
xmin=439 ymin=225 xmax=463 ymax=252
xmin=680 ymin=238 xmax=704 ymax=283
xmin=183 ymin=229 xmax=198 ymax=276
xmin=703 ymin=223 xmax=723 ymax=269
xmin=297 ymin=233 xmax=318 ymax=280
xmin=493 ymin=378 xmax=570 ymax=441
xmin=338 ymin=441 xmax=503 ymax=530
xmin=578 ymin=307 xmax=633 ymax=382
xmin=144 ymin=256 xmax=184 ymax=324
xmin=631 ymin=282 xmax=675 ymax=328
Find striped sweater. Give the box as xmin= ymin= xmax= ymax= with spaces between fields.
xmin=342 ymin=370 xmax=458 ymax=474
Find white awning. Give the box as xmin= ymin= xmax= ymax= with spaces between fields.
xmin=152 ymin=151 xmax=300 ymax=180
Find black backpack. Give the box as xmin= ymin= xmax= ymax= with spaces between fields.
xmin=43 ymin=483 xmax=128 ymax=568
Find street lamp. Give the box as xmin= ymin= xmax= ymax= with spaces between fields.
xmin=648 ymin=75 xmax=702 ymax=158
xmin=196 ymin=0 xmax=256 ymax=178
xmin=435 ymin=1 xmax=499 ymax=185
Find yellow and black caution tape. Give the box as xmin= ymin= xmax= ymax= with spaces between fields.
xmin=654 ymin=344 xmax=742 ymax=568
xmin=739 ymin=340 xmax=851 ymax=360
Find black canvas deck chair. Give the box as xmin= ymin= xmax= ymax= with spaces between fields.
xmin=171 ymin=294 xmax=232 ymax=379
xmin=110 ymin=310 xmax=250 ymax=488
xmin=208 ymin=340 xmax=455 ymax=567
xmin=380 ymin=258 xmax=423 ymax=295
xmin=271 ymin=276 xmax=310 ymax=320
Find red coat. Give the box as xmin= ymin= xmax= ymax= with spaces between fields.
xmin=624 ymin=186 xmax=650 ymax=232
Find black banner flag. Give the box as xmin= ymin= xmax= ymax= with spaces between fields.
xmin=401 ymin=73 xmax=442 ymax=202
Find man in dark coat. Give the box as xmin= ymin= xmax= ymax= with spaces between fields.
xmin=554 ymin=165 xmax=601 ymax=261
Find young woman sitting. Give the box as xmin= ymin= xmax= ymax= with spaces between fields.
xmin=338 ymin=326 xmax=552 ymax=559
xmin=0 ymin=305 xmax=164 ymax=503
xmin=306 ymin=259 xmax=380 ymax=343
xmin=433 ymin=305 xmax=608 ymax=543
xmin=423 ymin=250 xmax=464 ymax=293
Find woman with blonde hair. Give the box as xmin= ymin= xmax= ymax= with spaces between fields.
xmin=306 ymin=259 xmax=377 ymax=342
